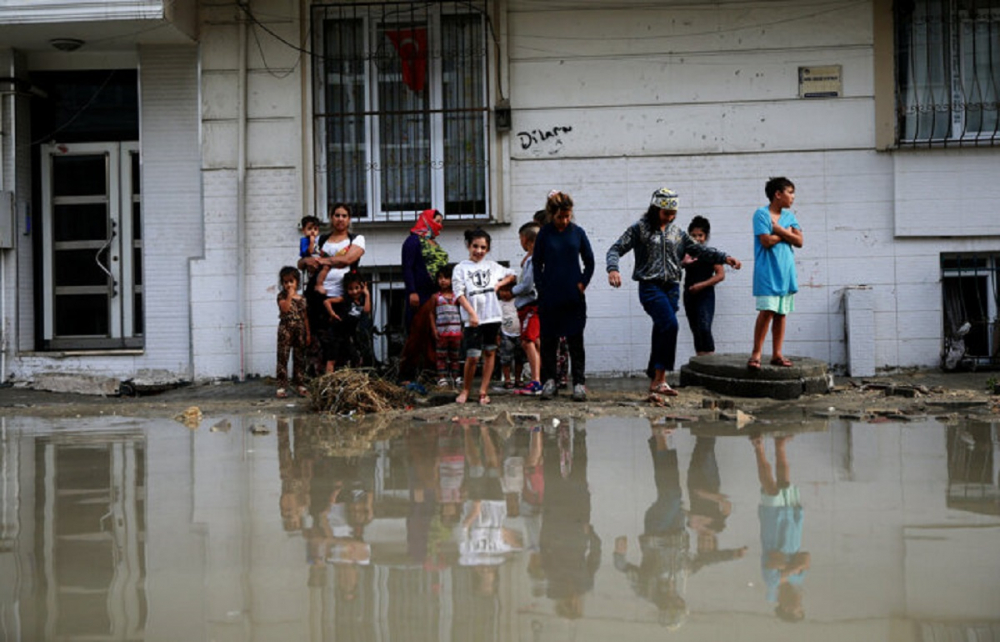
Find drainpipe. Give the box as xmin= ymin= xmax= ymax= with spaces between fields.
xmin=1 ymin=66 xmax=10 ymax=384
xmin=236 ymin=3 xmax=248 ymax=381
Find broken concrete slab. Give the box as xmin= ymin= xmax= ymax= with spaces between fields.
xmin=30 ymin=373 xmax=120 ymax=397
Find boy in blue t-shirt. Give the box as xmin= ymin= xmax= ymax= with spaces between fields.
xmin=749 ymin=177 xmax=803 ymax=370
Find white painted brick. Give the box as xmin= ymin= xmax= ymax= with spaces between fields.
xmin=844 ymin=287 xmax=876 ymax=377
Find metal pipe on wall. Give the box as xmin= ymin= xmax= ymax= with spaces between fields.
xmin=236 ymin=3 xmax=249 ymax=381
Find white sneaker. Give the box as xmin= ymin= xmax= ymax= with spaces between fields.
xmin=572 ymin=384 xmax=587 ymax=402
xmin=541 ymin=379 xmax=557 ymax=400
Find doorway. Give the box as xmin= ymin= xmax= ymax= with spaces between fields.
xmin=41 ymin=142 xmax=143 ymax=350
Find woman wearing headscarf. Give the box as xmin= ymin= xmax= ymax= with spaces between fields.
xmin=606 ymin=188 xmax=741 ymax=396
xmin=401 ymin=209 xmax=447 ymax=331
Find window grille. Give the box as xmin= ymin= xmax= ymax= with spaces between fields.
xmin=896 ymin=0 xmax=1000 ymax=146
xmin=941 ymin=253 xmax=1000 ymax=368
xmin=312 ymin=1 xmax=492 ymax=223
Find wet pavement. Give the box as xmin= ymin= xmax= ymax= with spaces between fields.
xmin=1 ymin=405 xmax=998 ymax=641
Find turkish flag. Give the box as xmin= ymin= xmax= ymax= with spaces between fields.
xmin=386 ymin=28 xmax=428 ymax=93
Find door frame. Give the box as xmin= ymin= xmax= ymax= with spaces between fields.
xmin=40 ymin=141 xmax=142 ymax=350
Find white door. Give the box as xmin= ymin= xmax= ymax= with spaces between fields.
xmin=41 ymin=142 xmax=143 ymax=350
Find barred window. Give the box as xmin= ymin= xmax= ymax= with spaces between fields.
xmin=312 ymin=1 xmax=491 ymax=222
xmin=942 ymin=253 xmax=1000 ymax=368
xmin=896 ymin=0 xmax=1000 ymax=145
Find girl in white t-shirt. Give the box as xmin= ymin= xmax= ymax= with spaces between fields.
xmin=452 ymin=229 xmax=515 ymax=405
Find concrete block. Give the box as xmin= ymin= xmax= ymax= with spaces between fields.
xmin=844 ymin=286 xmax=875 ymax=377
xmin=31 ymin=373 xmax=120 ymax=396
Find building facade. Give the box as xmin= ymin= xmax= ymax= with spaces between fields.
xmin=1 ymin=0 xmax=998 ymax=386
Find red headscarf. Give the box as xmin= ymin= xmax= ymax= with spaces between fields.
xmin=410 ymin=209 xmax=443 ymax=239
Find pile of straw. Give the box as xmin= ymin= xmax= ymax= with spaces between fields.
xmin=308 ymin=369 xmax=412 ymax=415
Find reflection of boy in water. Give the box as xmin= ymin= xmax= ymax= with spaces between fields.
xmin=752 ymin=433 xmax=810 ymax=622
xmin=521 ymin=425 xmax=546 ymax=593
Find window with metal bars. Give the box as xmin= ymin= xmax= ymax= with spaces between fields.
xmin=941 ymin=253 xmax=1000 ymax=368
xmin=312 ymin=1 xmax=491 ymax=223
xmin=896 ymin=0 xmax=1000 ymax=145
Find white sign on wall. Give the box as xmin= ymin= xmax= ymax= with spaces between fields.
xmin=799 ymin=65 xmax=842 ymax=98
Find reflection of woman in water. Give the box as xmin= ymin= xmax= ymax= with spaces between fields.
xmin=614 ymin=426 xmax=745 ymax=630
xmin=540 ymin=419 xmax=601 ymax=619
xmin=614 ymin=426 xmax=689 ymax=629
xmin=306 ymin=451 xmax=376 ymax=601
xmin=752 ymin=433 xmax=810 ymax=622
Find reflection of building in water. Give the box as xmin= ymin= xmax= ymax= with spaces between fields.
xmin=946 ymin=423 xmax=1000 ymax=516
xmin=0 ymin=427 xmax=146 ymax=641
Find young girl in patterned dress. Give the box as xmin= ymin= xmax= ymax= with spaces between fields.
xmin=276 ymin=266 xmax=311 ymax=398
xmin=430 ymin=264 xmax=463 ymax=388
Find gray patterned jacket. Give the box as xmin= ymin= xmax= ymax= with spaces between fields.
xmin=606 ymin=220 xmax=729 ymax=284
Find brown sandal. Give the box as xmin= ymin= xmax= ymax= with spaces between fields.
xmin=747 ymin=358 xmax=762 ymax=371
xmin=770 ymin=356 xmax=793 ymax=367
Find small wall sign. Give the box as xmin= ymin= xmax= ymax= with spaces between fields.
xmin=799 ymin=65 xmax=842 ymax=98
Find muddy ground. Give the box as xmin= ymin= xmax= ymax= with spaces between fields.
xmin=2 ymin=369 xmax=998 ymax=430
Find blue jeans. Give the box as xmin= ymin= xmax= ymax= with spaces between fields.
xmin=638 ymin=281 xmax=680 ymax=374
xmin=683 ymin=288 xmax=716 ymax=353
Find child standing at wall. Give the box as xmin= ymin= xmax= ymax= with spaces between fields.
xmin=452 ymin=229 xmax=516 ymax=405
xmin=323 ymin=271 xmax=370 ymax=372
xmin=276 ymin=266 xmax=311 ymax=398
xmin=512 ymin=222 xmax=542 ymax=395
xmin=682 ymin=216 xmax=726 ymax=356
xmin=749 ymin=177 xmax=803 ymax=370
xmin=430 ymin=265 xmax=463 ymax=388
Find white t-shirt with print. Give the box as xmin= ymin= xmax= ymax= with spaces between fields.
xmin=452 ymin=259 xmax=513 ymax=326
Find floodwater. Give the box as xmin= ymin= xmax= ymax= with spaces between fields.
xmin=1 ymin=411 xmax=998 ymax=641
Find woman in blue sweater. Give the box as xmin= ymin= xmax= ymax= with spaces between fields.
xmin=533 ymin=191 xmax=595 ymax=401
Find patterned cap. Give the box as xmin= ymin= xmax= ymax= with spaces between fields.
xmin=650 ymin=187 xmax=679 ymax=211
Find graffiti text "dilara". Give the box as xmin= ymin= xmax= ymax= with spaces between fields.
xmin=517 ymin=126 xmax=573 ymax=150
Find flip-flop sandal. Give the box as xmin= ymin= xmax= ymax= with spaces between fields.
xmin=276 ymin=388 xmax=288 ymax=398
xmin=649 ymin=383 xmax=679 ymax=396
xmin=479 ymin=393 xmax=491 ymax=406
xmin=747 ymin=358 xmax=762 ymax=371
xmin=296 ymin=386 xmax=309 ymax=397
xmin=770 ymin=357 xmax=793 ymax=367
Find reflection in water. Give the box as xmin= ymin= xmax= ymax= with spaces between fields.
xmin=751 ymin=432 xmax=809 ymax=623
xmin=614 ymin=424 xmax=745 ymax=630
xmin=539 ymin=419 xmax=600 ymax=621
xmin=0 ymin=429 xmax=147 ymax=641
xmin=946 ymin=422 xmax=1000 ymax=516
xmin=1 ymin=414 xmax=999 ymax=640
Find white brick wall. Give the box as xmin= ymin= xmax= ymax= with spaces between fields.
xmin=9 ymin=0 xmax=1000 ymax=384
